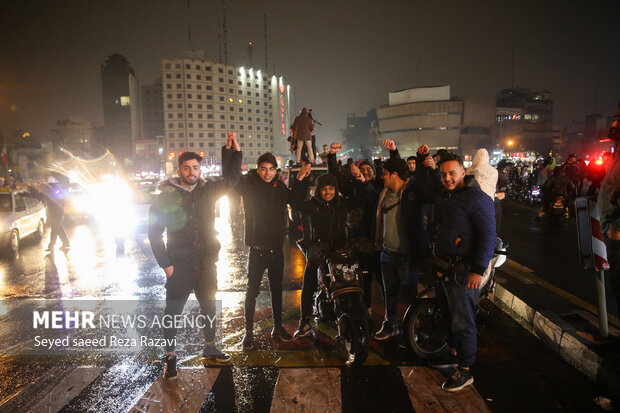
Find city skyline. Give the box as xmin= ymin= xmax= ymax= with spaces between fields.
xmin=1 ymin=0 xmax=618 ymax=146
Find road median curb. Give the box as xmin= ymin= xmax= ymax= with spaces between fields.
xmin=489 ymin=283 xmax=620 ymax=399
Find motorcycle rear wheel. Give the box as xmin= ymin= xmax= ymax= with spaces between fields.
xmin=403 ymin=298 xmax=449 ymax=360
xmin=342 ymin=318 xmax=369 ymax=367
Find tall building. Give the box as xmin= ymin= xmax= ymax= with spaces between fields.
xmin=377 ymin=86 xmax=462 ymax=156
xmin=495 ymin=88 xmax=553 ymax=154
xmin=142 ymin=79 xmax=164 ymax=139
xmin=100 ymin=53 xmax=143 ymax=163
xmin=161 ymin=50 xmax=291 ymax=166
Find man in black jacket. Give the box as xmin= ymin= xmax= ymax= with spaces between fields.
xmin=148 ymin=132 xmax=241 ymax=379
xmin=327 ymin=143 xmax=385 ymax=312
xmin=290 ymin=162 xmax=364 ymax=338
xmin=233 ymin=152 xmax=293 ymax=350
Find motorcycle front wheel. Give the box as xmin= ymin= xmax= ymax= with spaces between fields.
xmin=341 ymin=317 xmax=369 ymax=367
xmin=403 ymin=298 xmax=450 ymax=360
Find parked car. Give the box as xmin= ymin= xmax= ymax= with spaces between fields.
xmin=0 ymin=187 xmax=47 ymax=253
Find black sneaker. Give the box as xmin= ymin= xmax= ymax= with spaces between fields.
xmin=374 ymin=321 xmax=400 ymax=341
xmin=429 ymin=352 xmax=458 ymax=369
xmin=164 ymin=355 xmax=177 ymax=380
xmin=203 ymin=345 xmax=232 ymax=364
xmin=293 ymin=318 xmax=312 ymax=339
xmin=271 ymin=325 xmax=293 ymax=342
xmin=442 ymin=367 xmax=474 ymax=392
xmin=242 ymin=331 xmax=255 ymax=351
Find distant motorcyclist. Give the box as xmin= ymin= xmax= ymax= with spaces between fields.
xmin=541 ymin=167 xmax=575 ymax=219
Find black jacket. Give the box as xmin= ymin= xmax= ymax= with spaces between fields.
xmin=326 ymin=153 xmax=383 ymax=240
xmin=233 ymin=170 xmax=291 ymax=248
xmin=147 ymin=147 xmax=241 ymax=268
xmin=290 ymin=175 xmax=363 ymax=249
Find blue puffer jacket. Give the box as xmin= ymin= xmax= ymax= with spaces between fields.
xmin=435 ymin=175 xmax=496 ymax=276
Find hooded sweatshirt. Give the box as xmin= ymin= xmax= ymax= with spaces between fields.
xmin=466 ymin=148 xmax=498 ymax=200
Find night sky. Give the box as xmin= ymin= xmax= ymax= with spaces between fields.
xmin=1 ymin=0 xmax=619 ymax=146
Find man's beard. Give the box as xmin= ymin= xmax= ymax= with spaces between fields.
xmin=180 ymin=175 xmax=197 ymax=186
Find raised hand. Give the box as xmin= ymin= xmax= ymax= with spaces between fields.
xmin=226 ymin=131 xmax=240 ymax=151
xmin=382 ymin=139 xmax=396 ymax=151
xmin=417 ymin=144 xmax=429 ymax=155
xmin=330 ymin=142 xmax=342 ymax=154
xmin=423 ymin=156 xmax=436 ymax=170
xmin=297 ymin=163 xmax=312 ymax=181
xmin=350 ymin=163 xmax=361 ymax=179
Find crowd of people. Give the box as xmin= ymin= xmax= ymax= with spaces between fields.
xmin=147 ymin=129 xmax=502 ymax=393
xmin=147 ymin=105 xmax=620 ymax=393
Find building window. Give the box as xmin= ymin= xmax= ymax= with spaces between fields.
xmin=208 ymin=142 xmax=214 ymax=147
xmin=176 ymin=94 xmax=182 ymax=99
xmin=207 ymin=104 xmax=213 ymax=109
xmin=218 ymin=77 xmax=224 ymax=83
xmin=208 ymin=133 xmax=214 ymax=137
xmin=199 ymin=142 xmax=204 ymax=147
xmin=199 ymin=132 xmax=204 ymax=138
xmin=169 ymin=142 xmax=175 ymax=147
xmin=177 ymin=103 xmax=182 ymax=108
xmin=206 ymin=66 xmax=211 ymax=71
xmin=189 ymin=142 xmax=194 ymax=147
xmin=167 ymin=93 xmax=172 ymax=98
xmin=176 ymin=84 xmax=182 ymax=89
xmin=168 ymin=123 xmax=173 ymax=128
xmin=208 ymin=123 xmax=213 ymax=128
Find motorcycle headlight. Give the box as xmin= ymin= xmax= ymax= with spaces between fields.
xmin=342 ymin=270 xmax=356 ymax=281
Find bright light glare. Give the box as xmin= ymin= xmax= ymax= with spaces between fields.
xmin=84 ymin=177 xmax=136 ymax=238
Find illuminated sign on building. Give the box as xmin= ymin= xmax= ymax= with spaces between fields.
xmin=279 ymin=84 xmax=286 ymax=135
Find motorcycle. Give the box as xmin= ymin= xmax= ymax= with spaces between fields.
xmin=544 ymin=195 xmax=567 ymax=225
xmin=402 ymin=238 xmax=508 ymax=360
xmin=314 ymin=248 xmax=370 ymax=367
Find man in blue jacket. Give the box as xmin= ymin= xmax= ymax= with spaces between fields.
xmin=426 ymin=152 xmax=496 ymax=392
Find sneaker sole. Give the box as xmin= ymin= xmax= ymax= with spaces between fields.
xmin=442 ymin=377 xmax=474 ymax=392
xmin=373 ymin=332 xmax=399 ymax=341
xmin=293 ymin=330 xmax=312 ymax=339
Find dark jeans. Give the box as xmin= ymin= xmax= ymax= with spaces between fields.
xmin=244 ymin=247 xmax=284 ymax=330
xmin=380 ymin=248 xmax=419 ymax=326
xmin=443 ymin=269 xmax=479 ymax=368
xmin=361 ymin=250 xmax=383 ymax=308
xmin=163 ymin=255 xmax=218 ymax=352
xmin=605 ymin=237 xmax=620 ymax=313
xmin=300 ymin=260 xmax=320 ymax=319
xmin=48 ymin=216 xmax=70 ymax=248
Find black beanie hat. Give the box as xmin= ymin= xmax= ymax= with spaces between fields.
xmin=315 ymin=173 xmax=339 ymax=196
xmin=358 ymin=160 xmax=376 ymax=174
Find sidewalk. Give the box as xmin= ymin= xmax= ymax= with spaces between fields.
xmin=491 ymin=259 xmax=620 ymax=400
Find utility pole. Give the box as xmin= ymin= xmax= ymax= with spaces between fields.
xmin=186 ymin=0 xmax=192 ymax=49
xmin=222 ymin=0 xmax=228 ymax=66
xmin=264 ymin=13 xmax=269 ymax=72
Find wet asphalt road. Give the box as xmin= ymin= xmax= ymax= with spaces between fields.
xmin=0 ymin=200 xmax=615 ymax=412
xmin=497 ymin=200 xmax=618 ymax=317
